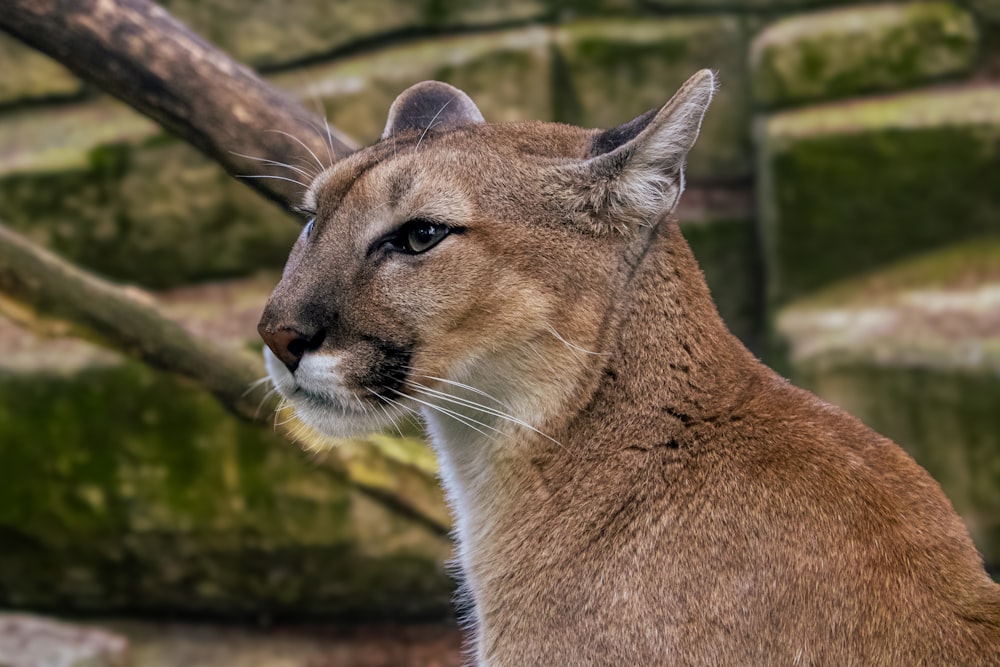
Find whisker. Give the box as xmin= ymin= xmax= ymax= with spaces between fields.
xmin=273 ymin=397 xmax=290 ymax=431
xmin=254 ymin=386 xmax=280 ymax=421
xmin=230 ymin=150 xmax=317 ymax=180
xmin=546 ymin=325 xmax=610 ymax=357
xmin=366 ymin=389 xmax=418 ymax=440
xmin=237 ymin=173 xmax=309 ymax=189
xmin=274 ymin=409 xmax=300 ymax=428
xmin=264 ymin=129 xmax=327 ymax=172
xmin=366 ymin=388 xmax=421 ymax=420
xmin=390 ymin=388 xmax=497 ymax=441
xmin=406 ymin=381 xmax=518 ymax=425
xmin=381 ymin=403 xmax=407 ymax=440
xmin=322 ymin=118 xmax=337 ymax=167
xmin=243 ymin=375 xmax=274 ymax=397
xmin=405 ymin=379 xmax=573 ymax=457
xmin=406 ymin=381 xmax=546 ymax=439
xmin=404 ymin=367 xmax=511 ymax=409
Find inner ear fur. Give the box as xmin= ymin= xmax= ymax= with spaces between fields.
xmin=557 ymin=69 xmax=717 ymax=234
xmin=382 ymin=81 xmax=485 ymax=139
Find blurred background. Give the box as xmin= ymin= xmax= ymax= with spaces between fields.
xmin=0 ymin=0 xmax=998 ymax=664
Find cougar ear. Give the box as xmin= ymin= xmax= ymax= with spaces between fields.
xmin=563 ymin=69 xmax=716 ymax=233
xmin=382 ymin=81 xmax=485 ymax=139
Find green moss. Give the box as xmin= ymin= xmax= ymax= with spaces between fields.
xmin=758 ymin=88 xmax=1000 ymax=305
xmin=0 ymin=362 xmax=451 ymax=617
xmin=766 ymin=86 xmax=1000 ymax=139
xmin=752 ymin=3 xmax=979 ymax=108
xmin=783 ymin=238 xmax=1000 ymax=309
xmin=160 ymin=0 xmax=426 ymax=69
xmin=555 ymin=17 xmax=753 ymax=183
xmin=682 ymin=218 xmax=764 ymax=350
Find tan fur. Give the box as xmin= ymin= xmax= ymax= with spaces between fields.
xmin=259 ymin=71 xmax=1000 ymax=665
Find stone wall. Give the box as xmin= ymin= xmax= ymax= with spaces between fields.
xmin=0 ymin=0 xmax=998 ymax=616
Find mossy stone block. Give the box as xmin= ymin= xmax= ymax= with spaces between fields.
xmin=758 ymin=86 xmax=1000 ymax=306
xmin=160 ymin=0 xmax=548 ymax=70
xmin=777 ymin=241 xmax=1000 ymax=566
xmin=275 ymin=28 xmax=553 ymax=146
xmin=752 ymin=2 xmax=979 ymax=108
xmin=0 ymin=363 xmax=453 ymax=617
xmin=554 ymin=17 xmax=752 ymax=183
xmin=0 ymin=614 xmax=129 ymax=667
xmin=0 ymin=35 xmax=85 ymax=107
xmin=0 ymin=282 xmax=452 ymax=616
xmin=0 ymin=100 xmax=300 ymax=289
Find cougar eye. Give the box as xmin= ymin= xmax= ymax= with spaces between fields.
xmin=387 ymin=219 xmax=451 ymax=254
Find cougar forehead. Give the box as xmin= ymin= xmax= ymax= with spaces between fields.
xmin=303 ymin=122 xmax=596 ymax=218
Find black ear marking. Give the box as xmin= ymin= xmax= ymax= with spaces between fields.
xmin=382 ymin=81 xmax=485 ymax=139
xmin=589 ymin=107 xmax=658 ymax=157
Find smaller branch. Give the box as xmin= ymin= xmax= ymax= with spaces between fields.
xmin=0 ymin=222 xmax=449 ymax=534
xmin=0 ymin=223 xmax=265 ymax=418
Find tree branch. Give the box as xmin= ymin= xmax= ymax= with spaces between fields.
xmin=0 ymin=0 xmax=357 ymax=209
xmin=0 ymin=222 xmax=450 ymax=534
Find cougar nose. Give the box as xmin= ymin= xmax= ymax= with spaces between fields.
xmin=259 ymin=326 xmax=325 ymax=373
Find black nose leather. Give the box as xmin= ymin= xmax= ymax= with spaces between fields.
xmin=259 ymin=326 xmax=325 ymax=372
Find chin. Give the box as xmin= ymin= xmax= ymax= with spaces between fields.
xmin=263 ymin=348 xmax=407 ymax=440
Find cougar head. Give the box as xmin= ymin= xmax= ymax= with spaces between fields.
xmin=258 ymin=70 xmax=715 ymax=441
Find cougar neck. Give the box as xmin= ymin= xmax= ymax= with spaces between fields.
xmin=424 ymin=218 xmax=761 ymax=644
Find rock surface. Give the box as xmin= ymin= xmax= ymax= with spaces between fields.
xmin=752 ymin=2 xmax=979 ymax=108
xmin=757 ymin=84 xmax=1000 ymax=305
xmin=0 ymin=614 xmax=128 ymax=667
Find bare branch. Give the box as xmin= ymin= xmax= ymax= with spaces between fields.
xmin=0 ymin=0 xmax=357 ymax=209
xmin=0 ymin=223 xmax=265 ymax=417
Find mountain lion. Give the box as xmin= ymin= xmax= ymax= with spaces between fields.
xmin=258 ymin=70 xmax=1000 ymax=664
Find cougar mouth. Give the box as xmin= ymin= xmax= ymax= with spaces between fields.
xmin=263 ymin=345 xmax=415 ymax=439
